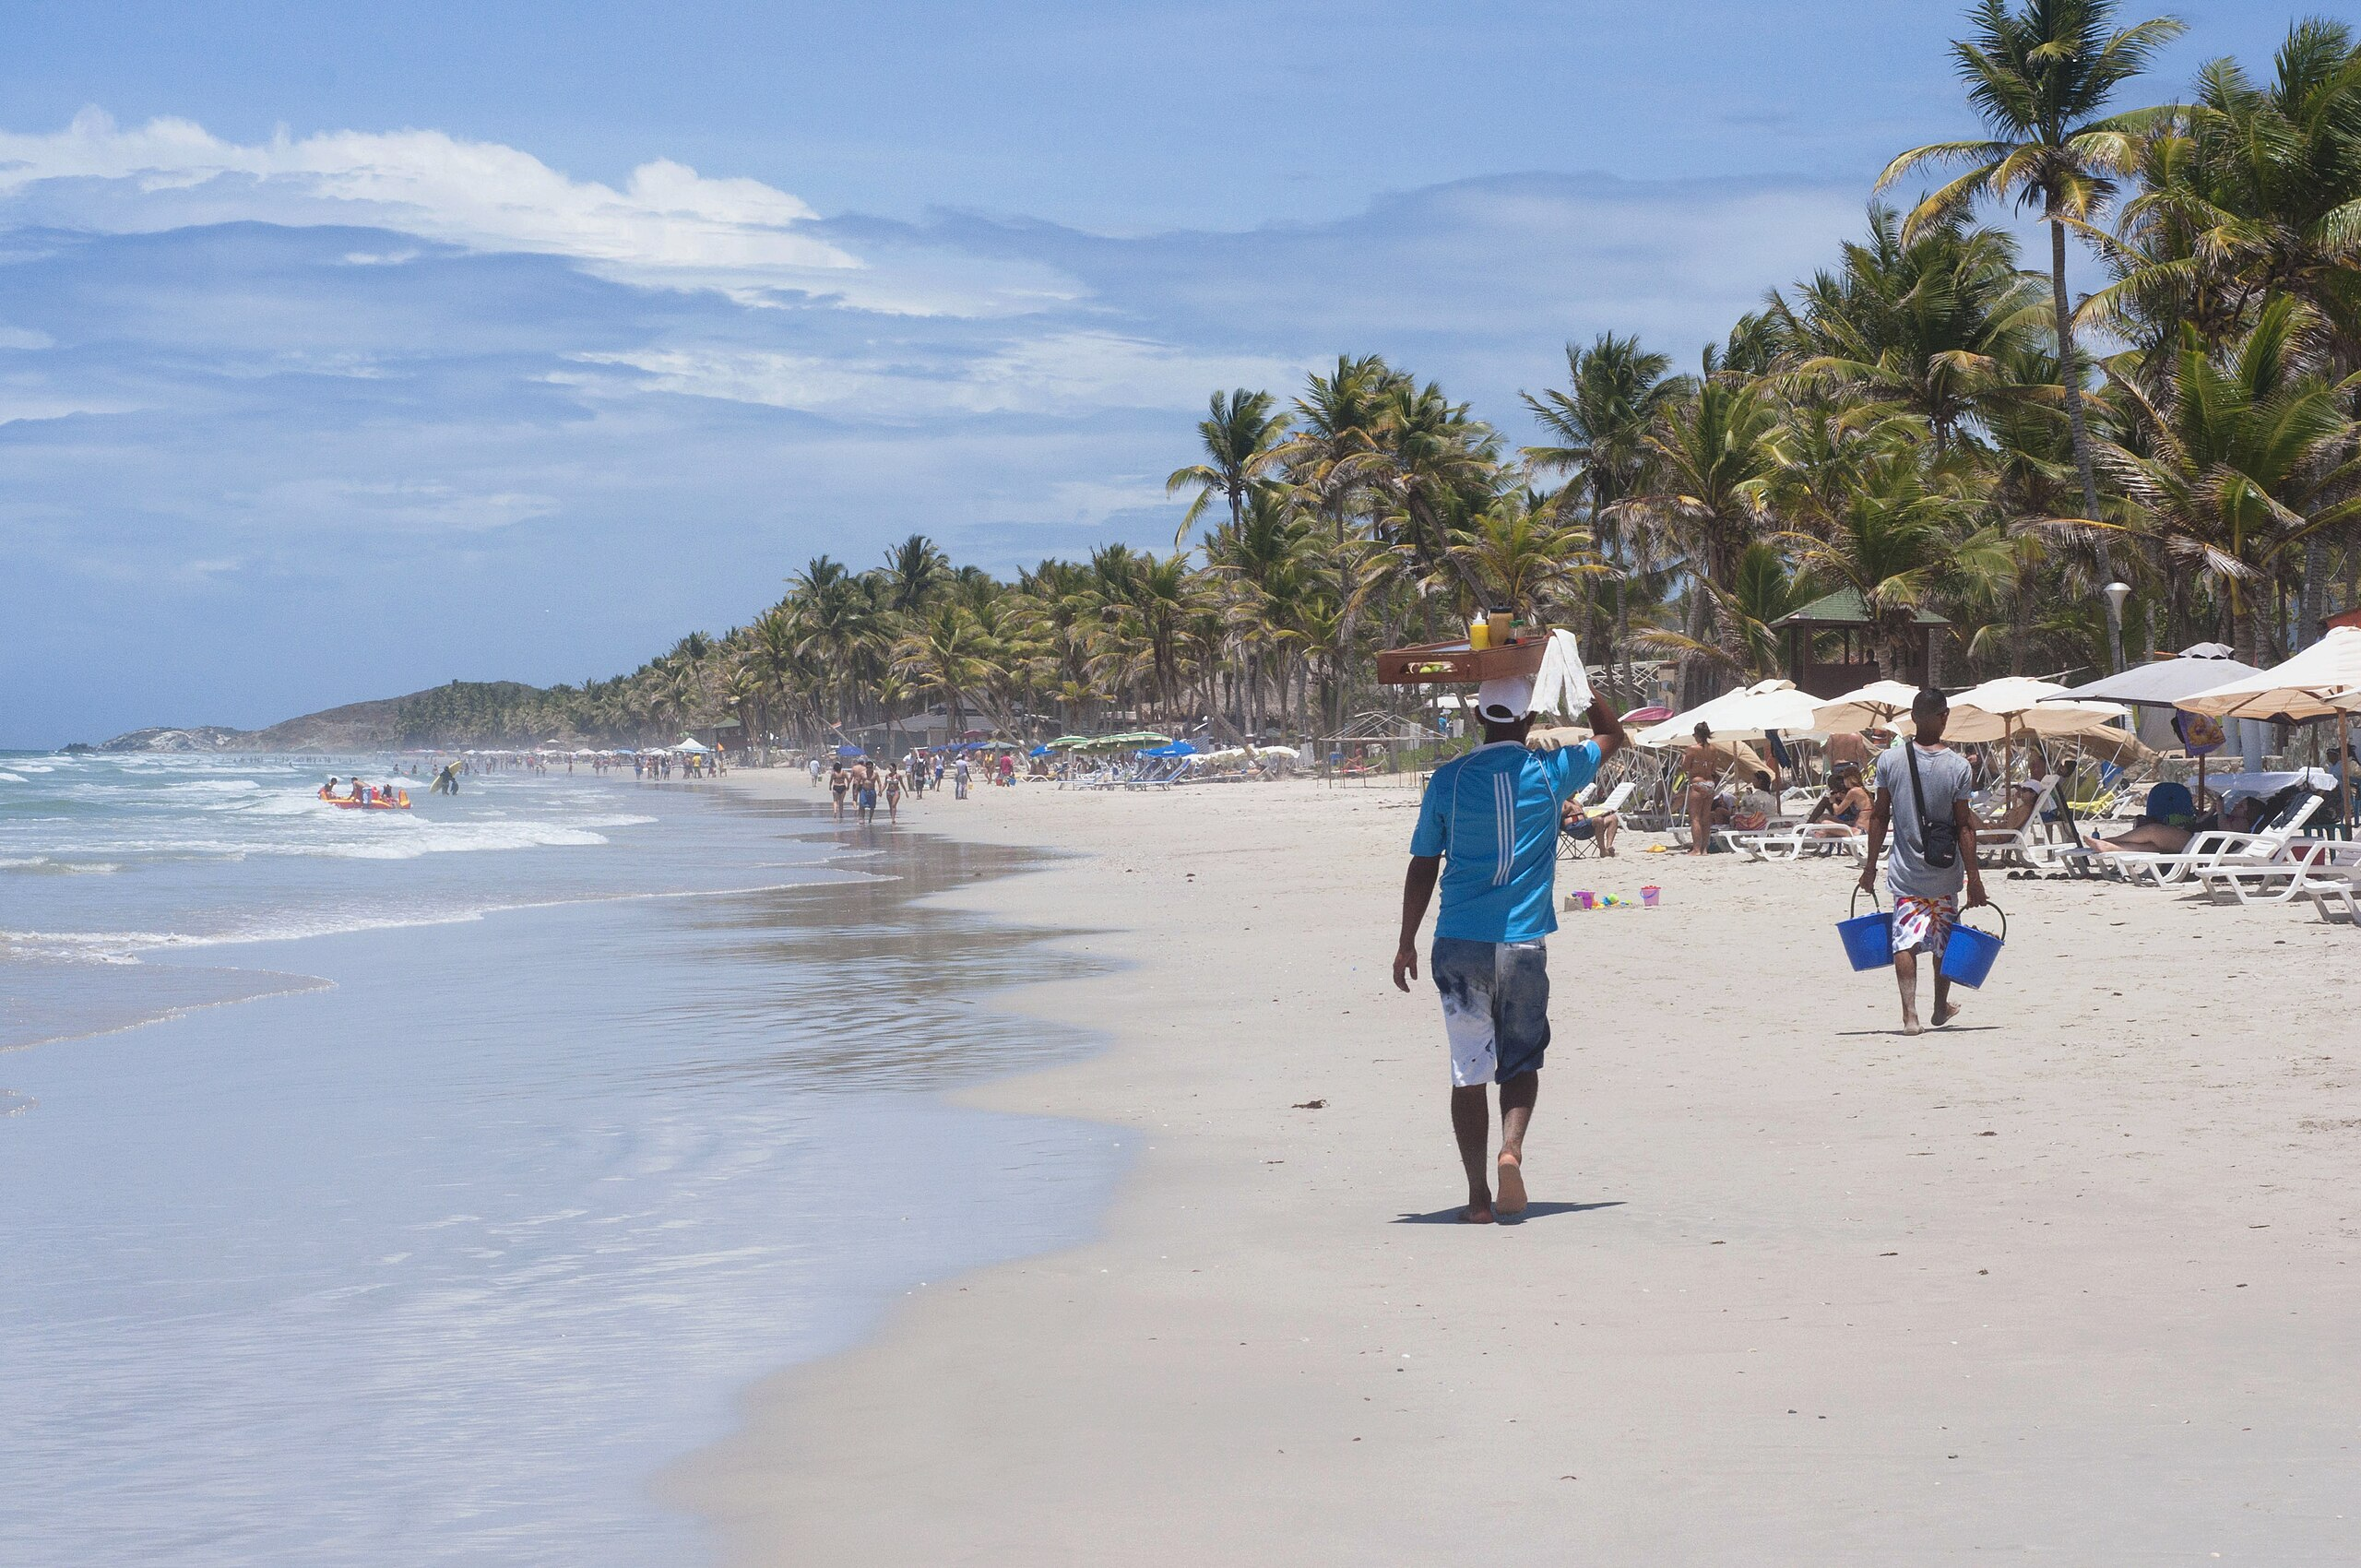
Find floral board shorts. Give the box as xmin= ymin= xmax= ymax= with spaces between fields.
xmin=1891 ymin=893 xmax=1956 ymax=956
xmin=1430 ymin=936 xmax=1550 ymax=1087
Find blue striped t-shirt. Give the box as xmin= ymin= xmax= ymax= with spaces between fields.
xmin=1409 ymin=740 xmax=1600 ymax=942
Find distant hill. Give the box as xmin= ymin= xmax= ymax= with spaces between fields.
xmin=100 ymin=682 xmax=604 ymax=753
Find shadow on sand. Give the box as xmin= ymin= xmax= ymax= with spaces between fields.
xmin=1392 ymin=1200 xmax=1625 ymax=1225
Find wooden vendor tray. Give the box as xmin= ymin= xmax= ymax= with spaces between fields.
xmin=1375 ymin=634 xmax=1550 ymax=686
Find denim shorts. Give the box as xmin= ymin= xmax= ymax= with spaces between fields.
xmin=1430 ymin=936 xmax=1550 ymax=1087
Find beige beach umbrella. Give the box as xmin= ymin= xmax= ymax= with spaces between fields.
xmin=1943 ymin=676 xmax=2128 ymax=743
xmin=2181 ymin=629 xmax=2361 ymax=826
xmin=2177 ymin=627 xmax=2361 ymax=721
xmin=1809 ymin=679 xmax=1920 ymax=734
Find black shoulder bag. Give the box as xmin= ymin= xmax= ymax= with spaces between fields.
xmin=1904 ymin=742 xmax=1960 ymax=869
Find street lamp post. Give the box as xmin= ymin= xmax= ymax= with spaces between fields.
xmin=2102 ymin=582 xmax=2131 ymax=672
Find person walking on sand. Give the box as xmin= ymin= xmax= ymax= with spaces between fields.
xmin=884 ymin=765 xmax=904 ymax=823
xmin=855 ymin=763 xmax=880 ymax=825
xmin=1857 ymin=687 xmax=1987 ymax=1037
xmin=1392 ymin=675 xmax=1627 ymax=1224
xmin=953 ymin=757 xmax=970 ymax=800
xmin=828 ymin=761 xmax=849 ymax=821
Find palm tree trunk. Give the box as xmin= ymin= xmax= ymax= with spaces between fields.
xmin=2299 ymin=537 xmax=2328 ymax=650
xmin=2052 ymin=220 xmax=2122 ymax=673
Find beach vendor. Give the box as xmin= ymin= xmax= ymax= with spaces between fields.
xmin=1392 ymin=674 xmax=1627 ymax=1224
xmin=1856 ymin=687 xmax=1986 ymax=1036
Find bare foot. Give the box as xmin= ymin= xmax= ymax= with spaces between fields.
xmin=1901 ymin=1014 xmax=1923 ymax=1037
xmin=1934 ymin=1000 xmax=1962 ymax=1028
xmin=1495 ymin=1152 xmax=1528 ymax=1216
xmin=1460 ymin=1198 xmax=1496 ymax=1225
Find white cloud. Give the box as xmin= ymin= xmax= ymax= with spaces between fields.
xmin=569 ymin=331 xmax=1300 ymax=418
xmin=0 ymin=109 xmax=872 ymax=300
xmin=251 ymin=478 xmax=561 ymax=533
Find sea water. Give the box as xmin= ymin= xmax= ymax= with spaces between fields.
xmin=0 ymin=753 xmax=1117 ymax=1566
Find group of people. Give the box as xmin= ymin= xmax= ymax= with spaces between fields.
xmin=820 ymin=754 xmax=973 ymax=824
xmin=316 ymin=777 xmax=410 ymax=807
xmin=1394 ymin=682 xmax=2010 ymax=1223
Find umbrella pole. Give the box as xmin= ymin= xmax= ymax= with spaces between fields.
xmin=2341 ymin=709 xmax=2351 ymax=836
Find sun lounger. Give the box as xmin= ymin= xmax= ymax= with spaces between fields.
xmin=2195 ymin=837 xmax=2361 ymax=906
xmin=1975 ymin=776 xmax=2067 ymax=869
xmin=2082 ymin=794 xmax=2326 ymax=886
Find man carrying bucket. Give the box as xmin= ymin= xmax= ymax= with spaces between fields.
xmin=1393 ymin=674 xmax=1627 ymax=1223
xmin=1857 ymin=688 xmax=1987 ymax=1036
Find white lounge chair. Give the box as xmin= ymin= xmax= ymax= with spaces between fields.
xmin=1974 ymin=775 xmax=2066 ymax=869
xmin=2197 ymin=836 xmax=2361 ymax=906
xmin=2095 ymin=794 xmax=2325 ymax=886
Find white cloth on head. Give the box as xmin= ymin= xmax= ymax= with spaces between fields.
xmin=1528 ymin=629 xmax=1594 ymax=719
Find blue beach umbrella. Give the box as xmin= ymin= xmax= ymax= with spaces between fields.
xmin=834 ymin=743 xmax=866 ymax=758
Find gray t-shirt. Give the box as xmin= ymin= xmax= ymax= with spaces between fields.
xmin=1875 ymin=742 xmax=1974 ymax=899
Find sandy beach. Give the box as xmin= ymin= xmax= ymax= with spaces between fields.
xmin=673 ymin=772 xmax=2361 ymax=1564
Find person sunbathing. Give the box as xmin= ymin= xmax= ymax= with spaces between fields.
xmin=1976 ymin=755 xmax=2051 ymax=835
xmin=2091 ymin=783 xmax=2255 ymax=855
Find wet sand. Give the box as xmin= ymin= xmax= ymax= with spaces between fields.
xmin=674 ymin=771 xmax=2361 ymax=1564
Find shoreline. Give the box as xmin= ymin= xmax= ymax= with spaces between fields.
xmin=678 ymin=770 xmax=2361 ymax=1564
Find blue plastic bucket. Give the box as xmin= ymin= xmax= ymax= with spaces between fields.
xmin=1940 ymin=905 xmax=2007 ymax=989
xmin=1837 ymin=887 xmax=1892 ymax=971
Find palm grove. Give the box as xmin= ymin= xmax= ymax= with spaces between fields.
xmin=505 ymin=3 xmax=2361 ymax=753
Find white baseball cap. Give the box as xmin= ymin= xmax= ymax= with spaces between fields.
xmin=1475 ymin=673 xmax=1536 ymax=723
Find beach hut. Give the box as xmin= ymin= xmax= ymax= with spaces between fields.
xmin=1771 ymin=588 xmax=1949 ymax=698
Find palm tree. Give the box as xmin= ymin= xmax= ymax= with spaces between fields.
xmin=893 ymin=604 xmax=999 ymax=741
xmin=1763 ymin=204 xmax=2047 ymax=457
xmin=881 ymin=534 xmax=951 ymax=614
xmin=2098 ymin=295 xmax=2361 ymax=663
xmin=1619 ymin=376 xmax=1783 ymax=700
xmin=1167 ymin=389 xmax=1290 ymax=545
xmin=1880 ymin=0 xmax=2187 ymax=670
xmin=1778 ymin=452 xmax=1975 ymax=679
xmin=1522 ymin=333 xmax=1687 ymax=684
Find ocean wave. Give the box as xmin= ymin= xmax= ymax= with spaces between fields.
xmin=0 ymin=856 xmax=123 ymax=874
xmin=14 ymin=821 xmax=615 ymax=862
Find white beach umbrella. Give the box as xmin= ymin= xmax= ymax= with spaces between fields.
xmin=2177 ymin=627 xmax=2361 ymax=721
xmin=1809 ymin=679 xmax=1920 ymax=734
xmin=1633 ymin=679 xmax=1823 ymax=748
xmin=1943 ymin=676 xmax=2127 ymax=743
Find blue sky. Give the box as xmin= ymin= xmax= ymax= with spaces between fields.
xmin=0 ymin=1 xmax=2294 ymax=745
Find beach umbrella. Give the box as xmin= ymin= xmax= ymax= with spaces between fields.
xmin=1943 ymin=677 xmax=2127 ymax=742
xmin=1141 ymin=740 xmax=1198 ymax=757
xmin=1948 ymin=675 xmax=2130 ymax=795
xmin=1632 ymin=680 xmax=1822 ymax=749
xmin=833 ymin=743 xmax=866 ymax=758
xmin=1809 ymin=679 xmax=1920 ymax=734
xmin=2049 ymin=646 xmax=2263 ymax=708
xmin=2183 ymin=629 xmax=2361 ymax=826
xmin=2177 ymin=627 xmax=2361 ymax=721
